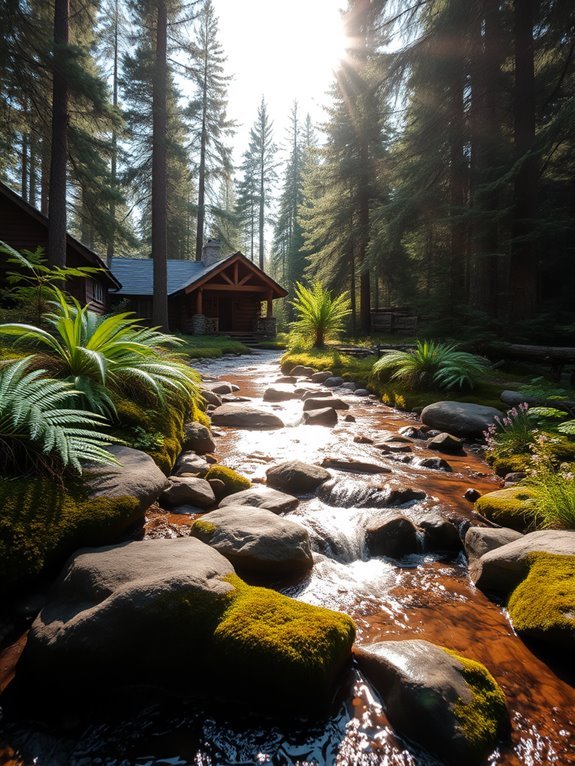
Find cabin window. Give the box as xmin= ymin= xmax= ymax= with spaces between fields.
xmin=91 ymin=280 xmax=105 ymax=303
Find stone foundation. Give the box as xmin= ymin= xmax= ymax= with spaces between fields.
xmin=256 ymin=317 xmax=277 ymax=338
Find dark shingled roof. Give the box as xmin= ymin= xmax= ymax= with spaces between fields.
xmin=110 ymin=257 xmax=226 ymax=296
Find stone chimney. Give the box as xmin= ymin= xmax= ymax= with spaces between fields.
xmin=201 ymin=238 xmax=223 ymax=266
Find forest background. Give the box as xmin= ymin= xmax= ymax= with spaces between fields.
xmin=1 ymin=0 xmax=574 ymax=341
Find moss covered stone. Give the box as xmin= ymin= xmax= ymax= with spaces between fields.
xmin=444 ymin=649 xmax=508 ymax=757
xmin=507 ymin=552 xmax=575 ymax=648
xmin=205 ymin=465 xmax=251 ymax=498
xmin=0 ymin=477 xmax=141 ymax=595
xmin=213 ymin=574 xmax=356 ymax=709
xmin=475 ymin=486 xmax=538 ymax=531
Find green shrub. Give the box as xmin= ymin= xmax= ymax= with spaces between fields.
xmin=483 ymin=403 xmax=535 ymax=464
xmin=371 ymin=340 xmax=488 ymax=391
xmin=289 ymin=281 xmax=351 ymax=349
xmin=205 ymin=465 xmax=251 ymax=497
xmin=0 ymin=476 xmax=141 ymax=595
xmin=523 ymin=435 xmax=575 ymax=529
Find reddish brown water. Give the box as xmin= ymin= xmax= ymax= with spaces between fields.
xmin=2 ymin=351 xmax=574 ymax=765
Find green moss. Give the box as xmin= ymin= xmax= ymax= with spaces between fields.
xmin=113 ymin=399 xmax=187 ymax=475
xmin=212 ymin=574 xmax=356 ymax=709
xmin=475 ymin=486 xmax=538 ymax=531
xmin=486 ymin=452 xmax=531 ymax=476
xmin=205 ymin=465 xmax=251 ymax=497
xmin=192 ymin=519 xmax=217 ymax=536
xmin=191 ymin=401 xmax=211 ymax=428
xmin=444 ymin=648 xmax=508 ymax=755
xmin=507 ymin=552 xmax=575 ymax=646
xmin=281 ymin=349 xmax=375 ymax=387
xmin=0 ymin=477 xmax=141 ymax=595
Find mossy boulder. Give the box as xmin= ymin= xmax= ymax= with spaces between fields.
xmin=507 ymin=552 xmax=575 ymax=649
xmin=474 ymin=486 xmax=538 ymax=532
xmin=0 ymin=477 xmax=142 ymax=596
xmin=354 ymin=640 xmax=507 ymax=766
xmin=204 ymin=465 xmax=251 ymax=498
xmin=20 ymin=538 xmax=355 ymax=712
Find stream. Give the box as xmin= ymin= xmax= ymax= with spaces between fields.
xmin=1 ymin=350 xmax=574 ymax=765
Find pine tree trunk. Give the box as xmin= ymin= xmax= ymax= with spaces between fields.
xmin=47 ymin=0 xmax=69 ymax=268
xmin=41 ymin=137 xmax=50 ymax=215
xmin=29 ymin=132 xmax=37 ymax=206
xmin=448 ymin=32 xmax=467 ymax=306
xmin=106 ymin=0 xmax=119 ymax=265
xmin=152 ymin=0 xmax=169 ymax=330
xmin=509 ymin=0 xmax=538 ymax=321
xmin=195 ymin=54 xmax=209 ymax=262
xmin=21 ymin=132 xmax=28 ymax=200
xmin=470 ymin=0 xmax=503 ymax=317
xmin=259 ymin=145 xmax=265 ymax=270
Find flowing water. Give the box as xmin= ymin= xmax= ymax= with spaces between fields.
xmin=1 ymin=351 xmax=574 ymax=766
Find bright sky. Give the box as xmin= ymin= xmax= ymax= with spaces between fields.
xmin=211 ymin=0 xmax=348 ymax=161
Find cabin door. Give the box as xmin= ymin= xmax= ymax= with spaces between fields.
xmin=219 ymin=296 xmax=233 ymax=331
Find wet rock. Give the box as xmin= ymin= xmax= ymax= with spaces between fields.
xmin=218 ymin=486 xmax=299 ymax=514
xmin=472 ymin=530 xmax=575 ymax=594
xmin=302 ymin=389 xmax=332 ymax=400
xmin=303 ymin=407 xmax=338 ymax=426
xmin=85 ymin=445 xmax=169 ymax=512
xmin=507 ymin=552 xmax=575 ymax=650
xmin=421 ymin=401 xmax=501 ymax=438
xmin=303 ymin=397 xmax=350 ymax=411
xmin=503 ymin=472 xmax=526 ymax=485
xmin=427 ymin=432 xmax=465 ymax=455
xmin=170 ymin=504 xmax=203 ymax=515
xmin=365 ymin=513 xmax=419 ymax=558
xmin=161 ymin=477 xmax=216 ymax=509
xmin=464 ymin=488 xmax=481 ymax=502
xmin=341 ymin=381 xmax=357 ymax=391
xmin=311 ymin=370 xmax=333 ymax=383
xmin=464 ymin=527 xmax=523 ymax=573
xmin=266 ymin=460 xmax=331 ymax=494
xmin=205 ymin=381 xmax=240 ymax=395
xmin=21 ymin=538 xmax=356 ymax=712
xmin=263 ymin=385 xmax=301 ymax=402
xmin=386 ymin=487 xmax=427 ymax=506
xmin=319 ymin=479 xmax=424 ymax=509
xmin=399 ymin=425 xmax=428 ymax=439
xmin=354 ymin=640 xmax=508 ymax=766
xmin=382 ymin=435 xmax=412 ymax=443
xmin=208 ymin=478 xmax=227 ymax=499
xmin=375 ymin=441 xmax=412 ymax=453
xmin=354 ymin=388 xmax=370 ymax=397
xmin=324 ymin=376 xmax=344 ymax=387
xmin=474 ymin=486 xmax=538 ymax=531
xmin=276 ymin=376 xmax=297 ymax=384
xmin=321 ymin=457 xmax=391 ymax=474
xmin=343 ymin=414 xmax=356 ymax=422
xmin=354 ymin=434 xmax=373 ymax=444
xmin=191 ymin=506 xmax=313 ymax=576
xmin=416 ymin=456 xmax=453 ymax=472
xmin=172 ymin=451 xmax=210 ymax=477
xmin=211 ymin=403 xmax=285 ymax=429
xmin=201 ymin=389 xmax=223 ymax=408
xmin=500 ymin=390 xmax=533 ymax=407
xmin=221 ymin=395 xmax=252 ymax=403
xmin=182 ymin=422 xmax=216 ymax=455
xmin=419 ymin=513 xmax=462 ymax=552
xmin=289 ymin=365 xmax=316 ymax=377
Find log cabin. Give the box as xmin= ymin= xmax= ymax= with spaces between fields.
xmin=110 ymin=240 xmax=287 ymax=338
xmin=0 ymin=181 xmax=121 ymax=313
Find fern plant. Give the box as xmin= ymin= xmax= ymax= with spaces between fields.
xmin=371 ymin=340 xmax=487 ymax=391
xmin=0 ymin=357 xmax=119 ymax=476
xmin=0 ymin=290 xmax=200 ymax=416
xmin=289 ymin=281 xmax=351 ymax=349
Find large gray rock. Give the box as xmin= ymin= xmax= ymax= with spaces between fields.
xmin=354 ymin=640 xmax=507 ymax=766
xmin=85 ymin=445 xmax=169 ymax=512
xmin=302 ymin=407 xmax=338 ymax=426
xmin=172 ymin=451 xmax=210 ymax=477
xmin=421 ymin=402 xmax=502 ymax=438
xmin=311 ymin=371 xmax=333 ymax=383
xmin=324 ymin=376 xmax=344 ymax=387
xmin=303 ymin=397 xmax=349 ymax=411
xmin=218 ymin=486 xmax=299 ymax=514
xmin=204 ymin=381 xmax=240 ymax=395
xmin=427 ymin=432 xmax=465 ymax=455
xmin=161 ymin=476 xmax=216 ymax=509
xmin=472 ymin=530 xmax=575 ymax=593
xmin=289 ymin=365 xmax=316 ymax=377
xmin=22 ymin=538 xmax=235 ymax=686
xmin=365 ymin=513 xmax=419 ymax=558
xmin=266 ymin=460 xmax=331 ymax=494
xmin=211 ymin=403 xmax=284 ymax=429
xmin=191 ymin=506 xmax=313 ymax=576
xmin=318 ymin=479 xmax=425 ymax=509
xmin=200 ymin=389 xmax=223 ymax=407
xmin=419 ymin=512 xmax=462 ymax=552
xmin=464 ymin=526 xmax=523 ymax=568
xmin=500 ymin=390 xmax=533 ymax=407
xmin=182 ymin=422 xmax=216 ymax=454
xmin=263 ymin=385 xmax=301 ymax=402
xmin=302 ymin=389 xmax=332 ymax=400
